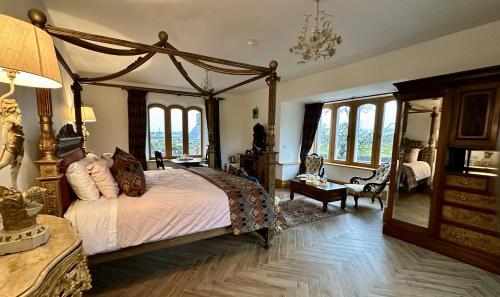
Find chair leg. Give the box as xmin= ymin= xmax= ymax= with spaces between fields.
xmin=378 ymin=196 xmax=383 ymax=209
xmin=354 ymin=195 xmax=359 ymax=209
xmin=371 ymin=197 xmax=375 ymax=204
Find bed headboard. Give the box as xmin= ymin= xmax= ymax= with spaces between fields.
xmin=46 ymin=124 xmax=85 ymax=216
xmin=401 ymin=137 xmax=434 ymax=166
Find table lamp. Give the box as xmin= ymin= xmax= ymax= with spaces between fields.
xmin=78 ymin=105 xmax=96 ymax=154
xmin=0 ymin=11 xmax=62 ymax=255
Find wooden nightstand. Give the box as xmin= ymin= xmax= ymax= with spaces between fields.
xmin=0 ymin=215 xmax=92 ymax=296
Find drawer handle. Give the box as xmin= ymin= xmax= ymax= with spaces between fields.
xmin=456 ymin=213 xmax=466 ymax=220
xmin=450 ymin=231 xmax=465 ymax=240
xmin=456 ymin=193 xmax=467 ymax=201
xmin=460 ymin=177 xmax=469 ymax=185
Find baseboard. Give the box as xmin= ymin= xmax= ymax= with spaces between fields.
xmin=275 ymin=179 xmax=290 ymax=188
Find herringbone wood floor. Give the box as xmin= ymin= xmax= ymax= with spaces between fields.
xmin=86 ymin=190 xmax=500 ymax=297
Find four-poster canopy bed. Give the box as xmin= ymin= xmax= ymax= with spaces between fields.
xmin=26 ymin=9 xmax=281 ymax=264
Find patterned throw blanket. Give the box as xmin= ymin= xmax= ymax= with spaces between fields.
xmin=187 ymin=167 xmax=284 ymax=235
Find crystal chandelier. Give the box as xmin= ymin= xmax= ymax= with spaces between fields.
xmin=201 ymin=70 xmax=214 ymax=92
xmin=290 ymin=0 xmax=342 ymax=63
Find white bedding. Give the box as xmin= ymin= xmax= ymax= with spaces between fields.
xmin=64 ymin=168 xmax=231 ymax=255
xmin=403 ymin=161 xmax=432 ymax=181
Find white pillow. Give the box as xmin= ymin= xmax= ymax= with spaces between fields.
xmin=85 ymin=153 xmax=99 ymax=162
xmin=404 ymin=148 xmax=420 ymax=163
xmin=101 ymin=153 xmax=114 ymax=168
xmin=87 ymin=159 xmax=119 ymax=199
xmin=66 ymin=159 xmax=100 ymax=201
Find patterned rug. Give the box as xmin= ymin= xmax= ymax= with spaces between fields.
xmin=279 ymin=197 xmax=349 ymax=230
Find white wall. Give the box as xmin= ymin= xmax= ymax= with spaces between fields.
xmin=0 ymin=2 xmax=75 ymax=191
xmin=220 ymin=20 xmax=500 ymax=181
xmin=83 ymin=84 xmax=208 ymax=159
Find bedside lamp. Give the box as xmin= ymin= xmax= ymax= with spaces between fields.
xmin=80 ymin=105 xmax=96 ymax=154
xmin=0 ymin=12 xmax=62 ymax=255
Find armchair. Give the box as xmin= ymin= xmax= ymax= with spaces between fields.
xmin=304 ymin=153 xmax=325 ymax=177
xmin=345 ymin=163 xmax=391 ymax=209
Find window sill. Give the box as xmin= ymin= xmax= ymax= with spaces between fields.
xmin=324 ymin=162 xmax=375 ymax=171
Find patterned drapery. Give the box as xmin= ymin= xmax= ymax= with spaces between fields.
xmin=127 ymin=89 xmax=148 ymax=169
xmin=299 ymin=103 xmax=324 ymax=174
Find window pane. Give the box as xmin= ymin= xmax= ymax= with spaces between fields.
xmin=149 ymin=107 xmax=165 ymax=157
xmin=188 ymin=110 xmax=202 ymax=155
xmin=170 ymin=108 xmax=184 ymax=156
xmin=354 ymin=104 xmax=376 ymax=163
xmin=334 ymin=106 xmax=350 ymax=161
xmin=380 ymin=100 xmax=397 ymax=164
xmin=317 ymin=108 xmax=331 ymax=158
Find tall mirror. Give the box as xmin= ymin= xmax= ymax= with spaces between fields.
xmin=392 ymin=97 xmax=442 ymax=227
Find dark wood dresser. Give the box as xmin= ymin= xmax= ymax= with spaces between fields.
xmin=384 ymin=65 xmax=500 ymax=274
xmin=239 ymin=153 xmax=266 ymax=184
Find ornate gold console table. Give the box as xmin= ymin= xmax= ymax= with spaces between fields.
xmin=0 ymin=215 xmax=91 ymax=296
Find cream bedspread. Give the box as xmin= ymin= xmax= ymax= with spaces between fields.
xmin=65 ymin=169 xmax=231 ymax=255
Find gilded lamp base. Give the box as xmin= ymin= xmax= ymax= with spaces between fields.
xmin=0 ymin=223 xmax=50 ymax=255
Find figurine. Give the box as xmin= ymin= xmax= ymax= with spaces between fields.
xmin=0 ymin=186 xmax=50 ymax=255
xmin=0 ymin=98 xmax=24 ymax=190
xmin=252 ymin=123 xmax=267 ymax=153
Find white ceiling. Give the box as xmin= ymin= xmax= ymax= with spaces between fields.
xmin=42 ymin=0 xmax=500 ymax=94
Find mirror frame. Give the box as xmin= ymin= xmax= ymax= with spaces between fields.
xmin=383 ymin=89 xmax=452 ymax=237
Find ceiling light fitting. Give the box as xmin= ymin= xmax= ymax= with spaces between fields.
xmin=289 ymin=0 xmax=342 ymax=63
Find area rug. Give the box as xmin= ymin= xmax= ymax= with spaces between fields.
xmin=279 ymin=197 xmax=349 ymax=230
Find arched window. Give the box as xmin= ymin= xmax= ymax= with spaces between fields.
xmin=187 ymin=108 xmax=202 ymax=156
xmin=148 ymin=105 xmax=166 ymax=159
xmin=334 ymin=106 xmax=350 ymax=161
xmin=354 ymin=103 xmax=376 ymax=163
xmin=169 ymin=106 xmax=184 ymax=157
xmin=148 ymin=104 xmax=204 ymax=159
xmin=379 ymin=100 xmax=397 ymax=163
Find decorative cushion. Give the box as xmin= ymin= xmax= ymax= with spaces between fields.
xmin=87 ymin=159 xmax=119 ymax=199
xmin=110 ymin=148 xmax=146 ymax=197
xmin=101 ymin=153 xmax=114 ymax=168
xmin=66 ymin=159 xmax=100 ymax=201
xmin=227 ymin=164 xmax=241 ymax=176
xmin=404 ymin=148 xmax=420 ymax=163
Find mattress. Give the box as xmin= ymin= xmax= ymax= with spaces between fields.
xmin=64 ymin=168 xmax=231 ymax=255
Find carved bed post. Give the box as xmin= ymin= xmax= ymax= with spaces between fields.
xmin=206 ymin=94 xmax=216 ymax=169
xmin=35 ymin=88 xmax=63 ymax=216
xmin=71 ymin=78 xmax=83 ymax=137
xmin=265 ymin=60 xmax=279 ymax=199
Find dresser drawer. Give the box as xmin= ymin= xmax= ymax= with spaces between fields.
xmin=443 ymin=189 xmax=496 ymax=211
xmin=440 ymin=224 xmax=500 ymax=256
xmin=445 ymin=174 xmax=488 ymax=191
xmin=442 ymin=205 xmax=500 ymax=233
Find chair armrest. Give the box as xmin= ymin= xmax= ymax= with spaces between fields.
xmin=350 ymin=169 xmax=377 ymax=184
xmin=363 ymin=181 xmax=388 ymax=194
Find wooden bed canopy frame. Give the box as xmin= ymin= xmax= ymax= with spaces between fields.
xmin=25 ymin=9 xmax=279 ymax=263
xmin=27 ymin=9 xmax=279 ymax=215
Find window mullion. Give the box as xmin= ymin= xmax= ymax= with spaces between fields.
xmin=166 ymin=107 xmax=172 ymax=159
xmin=329 ymin=106 xmax=336 ymax=162
xmin=347 ymin=102 xmax=356 ymax=165
xmin=372 ymin=102 xmax=384 ymax=167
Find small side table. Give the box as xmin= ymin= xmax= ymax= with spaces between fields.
xmin=0 ymin=215 xmax=92 ymax=297
xmin=290 ymin=179 xmax=347 ymax=212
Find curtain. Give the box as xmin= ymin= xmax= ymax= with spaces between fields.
xmin=205 ymin=98 xmax=222 ymax=170
xmin=299 ymin=102 xmax=324 ymax=174
xmin=127 ymin=89 xmax=148 ymax=169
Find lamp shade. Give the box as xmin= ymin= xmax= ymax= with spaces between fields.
xmin=81 ymin=106 xmax=96 ymax=122
xmin=0 ymin=13 xmax=62 ymax=88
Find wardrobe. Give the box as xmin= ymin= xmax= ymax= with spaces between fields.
xmin=383 ymin=65 xmax=500 ymax=274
